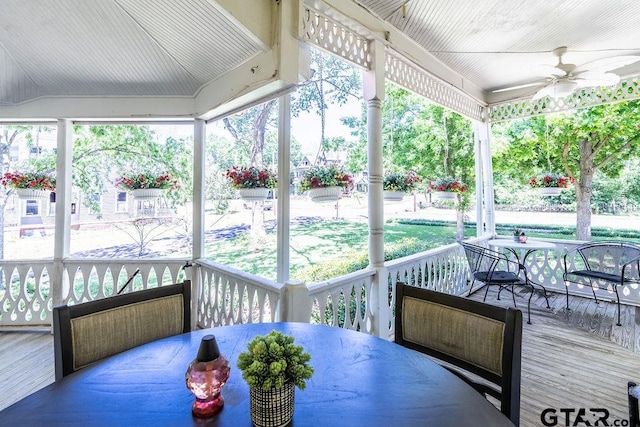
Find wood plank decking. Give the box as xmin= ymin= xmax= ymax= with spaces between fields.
xmin=1 ymin=291 xmax=639 ymax=427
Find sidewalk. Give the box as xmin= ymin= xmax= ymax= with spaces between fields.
xmin=382 ymin=203 xmax=640 ymax=231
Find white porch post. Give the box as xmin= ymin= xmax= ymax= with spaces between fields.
xmin=52 ymin=119 xmax=72 ymax=308
xmin=473 ymin=121 xmax=484 ymax=237
xmin=191 ymin=118 xmax=206 ymax=328
xmin=474 ymin=119 xmax=495 ymax=236
xmin=193 ymin=119 xmax=205 ymax=259
xmin=364 ymin=39 xmax=387 ymax=338
xmin=277 ymin=94 xmax=291 ymax=283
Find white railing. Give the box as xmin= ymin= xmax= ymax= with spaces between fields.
xmin=0 ymin=260 xmax=54 ymax=326
xmin=514 ymin=237 xmax=640 ymax=305
xmin=195 ymin=259 xmax=282 ymax=328
xmin=381 ymin=237 xmax=487 ymax=338
xmin=3 ymin=236 xmax=638 ymax=330
xmin=306 ymin=268 xmax=376 ymax=334
xmin=61 ymin=258 xmax=187 ymax=305
xmin=0 ymin=258 xmax=188 ymax=326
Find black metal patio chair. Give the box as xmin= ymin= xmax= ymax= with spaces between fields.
xmin=563 ymin=241 xmax=640 ymax=326
xmin=460 ymin=241 xmax=537 ymax=324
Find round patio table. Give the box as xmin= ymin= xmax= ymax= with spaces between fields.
xmin=488 ymin=238 xmax=556 ymax=265
xmin=0 ymin=322 xmax=514 ymax=427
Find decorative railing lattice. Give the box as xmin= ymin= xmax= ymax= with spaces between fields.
xmin=306 ymin=268 xmax=376 ymax=334
xmin=62 ymin=259 xmax=187 ymax=306
xmin=2 ymin=239 xmax=638 ymax=329
xmin=382 ymin=241 xmax=475 ymax=338
xmin=0 ymin=258 xmax=187 ymax=326
xmin=195 ymin=259 xmax=281 ymax=328
xmin=300 ymin=6 xmax=371 ymax=69
xmin=490 ymin=78 xmax=640 ymax=122
xmin=0 ymin=261 xmax=53 ymax=325
xmin=385 ymin=51 xmax=485 ymax=122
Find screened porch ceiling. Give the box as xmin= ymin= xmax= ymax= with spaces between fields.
xmin=0 ymin=0 xmax=639 ymax=121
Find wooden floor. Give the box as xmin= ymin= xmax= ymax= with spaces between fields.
xmin=1 ymin=293 xmax=639 ymax=426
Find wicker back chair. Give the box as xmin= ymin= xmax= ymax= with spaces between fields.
xmin=394 ymin=283 xmax=523 ymax=426
xmin=53 ymin=281 xmax=191 ymax=380
xmin=629 ymin=381 xmax=640 ymax=427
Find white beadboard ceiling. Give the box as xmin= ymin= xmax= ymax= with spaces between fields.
xmin=1 ymin=0 xmax=640 ymax=116
xmin=353 ymin=0 xmax=640 ymax=103
xmin=0 ymin=0 xmax=266 ymax=105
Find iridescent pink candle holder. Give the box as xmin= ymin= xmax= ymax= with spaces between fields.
xmin=185 ymin=335 xmax=230 ymax=417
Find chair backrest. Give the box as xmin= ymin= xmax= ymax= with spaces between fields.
xmin=394 ymin=283 xmax=522 ymax=426
xmin=630 ymin=381 xmax=640 ymax=427
xmin=571 ymin=242 xmax=640 ymax=275
xmin=460 ymin=242 xmax=501 ymax=274
xmin=53 ymin=281 xmax=191 ymax=380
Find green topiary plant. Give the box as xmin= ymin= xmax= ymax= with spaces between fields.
xmin=237 ymin=330 xmax=314 ymax=391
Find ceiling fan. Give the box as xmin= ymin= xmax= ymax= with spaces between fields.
xmin=493 ymin=46 xmax=640 ymax=100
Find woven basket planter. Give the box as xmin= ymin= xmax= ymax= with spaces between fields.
xmin=249 ymin=381 xmax=295 ymax=427
xmin=307 ymin=186 xmax=342 ymax=203
xmin=14 ymin=189 xmax=49 ymax=200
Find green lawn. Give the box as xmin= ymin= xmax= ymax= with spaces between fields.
xmin=206 ymin=219 xmax=471 ymax=281
xmin=205 ymin=217 xmax=640 ymax=282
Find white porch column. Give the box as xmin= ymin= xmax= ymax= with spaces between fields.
xmin=474 ymin=119 xmax=495 ymax=236
xmin=364 ymin=39 xmax=387 ymax=337
xmin=52 ymin=119 xmax=72 ymax=308
xmin=277 ymin=94 xmax=291 ymax=283
xmin=191 ymin=118 xmax=205 ymax=328
xmin=473 ymin=121 xmax=484 ymax=237
xmin=193 ymin=119 xmax=205 ymax=259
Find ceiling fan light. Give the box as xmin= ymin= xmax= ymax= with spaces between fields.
xmin=549 ymin=80 xmax=577 ymax=99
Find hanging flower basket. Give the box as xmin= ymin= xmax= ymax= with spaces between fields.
xmin=299 ymin=165 xmax=353 ymax=203
xmin=238 ymin=188 xmax=270 ymax=202
xmin=529 ymin=173 xmax=572 ymax=196
xmin=429 ymin=177 xmax=468 ymax=201
xmin=383 ymin=191 xmax=405 ymax=201
xmin=115 ymin=172 xmax=178 ymax=199
xmin=132 ymin=188 xmax=163 ymax=199
xmin=383 ymin=171 xmax=421 ymax=199
xmin=433 ymin=191 xmax=457 ymax=200
xmin=307 ymin=186 xmax=343 ymax=203
xmin=538 ymin=187 xmax=562 ymax=196
xmin=15 ymin=188 xmax=49 ymax=200
xmin=1 ymin=172 xmax=56 ymax=199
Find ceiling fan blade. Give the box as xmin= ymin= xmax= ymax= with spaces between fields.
xmin=573 ymin=55 xmax=640 ymax=74
xmin=532 ymin=80 xmax=578 ymax=100
xmin=573 ymin=72 xmax=620 ymax=88
xmin=531 ymin=85 xmax=556 ymax=100
xmin=492 ymin=81 xmax=545 ymax=93
xmin=533 ymin=64 xmax=566 ymax=77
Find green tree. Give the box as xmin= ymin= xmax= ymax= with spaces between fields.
xmin=494 ymin=100 xmax=640 ymax=240
xmin=293 ymin=49 xmax=361 ymax=164
xmin=343 ymin=84 xmax=475 ymax=238
xmin=343 ymin=84 xmax=474 ymax=182
xmin=219 ymin=49 xmax=361 ymax=243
